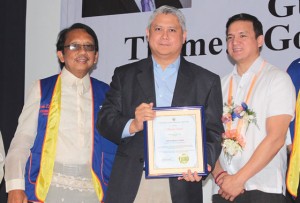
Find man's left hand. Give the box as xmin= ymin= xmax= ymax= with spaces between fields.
xmin=218 ymin=174 xmax=245 ymax=201
xmin=178 ymin=164 xmax=211 ymax=182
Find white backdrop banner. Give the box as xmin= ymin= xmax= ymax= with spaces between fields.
xmin=61 ymin=0 xmax=300 ymax=84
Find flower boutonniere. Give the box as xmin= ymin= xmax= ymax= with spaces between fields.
xmin=222 ymin=102 xmax=258 ymax=126
xmin=221 ymin=102 xmax=258 ymax=164
xmin=222 ymin=129 xmax=245 ymax=164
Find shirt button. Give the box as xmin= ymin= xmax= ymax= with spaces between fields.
xmin=139 ymin=158 xmax=144 ymax=163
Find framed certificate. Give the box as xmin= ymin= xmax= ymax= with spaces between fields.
xmin=143 ymin=106 xmax=207 ymax=178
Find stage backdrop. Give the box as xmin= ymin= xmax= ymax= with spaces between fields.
xmin=60 ymin=0 xmax=300 ymax=85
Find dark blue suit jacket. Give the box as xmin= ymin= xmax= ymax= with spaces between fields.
xmin=97 ymin=56 xmax=224 ymax=203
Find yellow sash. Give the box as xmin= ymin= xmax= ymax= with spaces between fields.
xmin=36 ymin=75 xmax=61 ymax=201
xmin=91 ymin=169 xmax=104 ymax=201
xmin=90 ymin=86 xmax=104 ymax=201
xmin=287 ymin=90 xmax=300 ymax=197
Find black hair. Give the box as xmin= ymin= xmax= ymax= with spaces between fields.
xmin=226 ymin=13 xmax=263 ymax=38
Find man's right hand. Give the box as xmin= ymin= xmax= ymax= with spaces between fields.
xmin=130 ymin=102 xmax=155 ymax=134
xmin=8 ymin=190 xmax=28 ymax=203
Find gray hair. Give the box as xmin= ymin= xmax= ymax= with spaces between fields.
xmin=147 ymin=5 xmax=186 ymax=32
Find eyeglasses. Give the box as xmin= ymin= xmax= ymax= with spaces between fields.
xmin=64 ymin=43 xmax=96 ymax=52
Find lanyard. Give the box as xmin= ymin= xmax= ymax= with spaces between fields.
xmin=226 ymin=60 xmax=266 ymax=132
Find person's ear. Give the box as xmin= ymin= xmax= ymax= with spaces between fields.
xmin=146 ymin=28 xmax=150 ymax=42
xmin=94 ymin=52 xmax=99 ymax=64
xmin=257 ymin=35 xmax=264 ymax=48
xmin=57 ymin=51 xmax=65 ymax=63
xmin=182 ymin=31 xmax=187 ymax=43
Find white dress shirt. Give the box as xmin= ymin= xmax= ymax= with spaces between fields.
xmin=5 ymin=68 xmax=98 ymax=202
xmin=212 ymin=56 xmax=296 ymax=195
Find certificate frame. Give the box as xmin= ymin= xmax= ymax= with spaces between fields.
xmin=143 ymin=106 xmax=207 ymax=178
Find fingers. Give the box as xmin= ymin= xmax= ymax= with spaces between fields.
xmin=130 ymin=103 xmax=155 ymax=133
xmin=179 ymin=171 xmax=192 ymax=181
xmin=207 ymin=164 xmax=212 ymax=172
xmin=224 ymin=194 xmax=231 ymax=201
xmin=218 ymin=190 xmax=232 ymax=201
xmin=193 ymin=171 xmax=202 ymax=182
xmin=229 ymin=196 xmax=236 ymax=202
xmin=177 ymin=173 xmax=186 ymax=181
xmin=218 ymin=187 xmax=243 ymax=202
xmin=179 ymin=165 xmax=210 ymax=182
xmin=178 ymin=170 xmax=202 ymax=182
xmin=135 ymin=103 xmax=155 ymax=121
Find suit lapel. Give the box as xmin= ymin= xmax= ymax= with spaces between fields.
xmin=172 ymin=57 xmax=194 ymax=106
xmin=137 ymin=58 xmax=156 ymax=105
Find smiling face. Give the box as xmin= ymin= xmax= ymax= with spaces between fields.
xmin=226 ymin=20 xmax=264 ymax=69
xmin=57 ymin=28 xmax=99 ymax=78
xmin=146 ymin=13 xmax=186 ymax=67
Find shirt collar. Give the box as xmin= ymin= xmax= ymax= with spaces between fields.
xmin=232 ymin=56 xmax=263 ymax=77
xmin=152 ymin=56 xmax=181 ymax=72
xmin=61 ymin=68 xmax=91 ymax=93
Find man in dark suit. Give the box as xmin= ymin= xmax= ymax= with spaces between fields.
xmin=97 ymin=5 xmax=224 ymax=203
xmin=82 ymin=0 xmax=183 ymax=17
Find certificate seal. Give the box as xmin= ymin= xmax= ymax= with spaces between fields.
xmin=178 ymin=153 xmax=189 ymax=164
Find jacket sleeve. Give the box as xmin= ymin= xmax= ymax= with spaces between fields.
xmin=204 ymin=75 xmax=224 ymax=171
xmin=97 ymin=68 xmax=131 ymax=145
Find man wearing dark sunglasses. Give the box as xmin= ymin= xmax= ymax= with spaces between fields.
xmin=5 ymin=23 xmax=117 ymax=203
